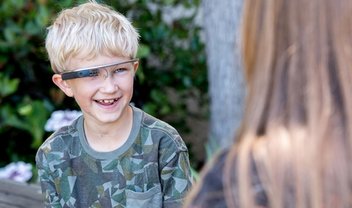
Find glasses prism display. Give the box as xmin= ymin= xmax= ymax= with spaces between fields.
xmin=60 ymin=59 xmax=138 ymax=81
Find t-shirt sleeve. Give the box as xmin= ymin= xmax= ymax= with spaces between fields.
xmin=158 ymin=135 xmax=193 ymax=208
xmin=36 ymin=148 xmax=61 ymax=207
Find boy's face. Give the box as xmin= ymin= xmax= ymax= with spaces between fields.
xmin=52 ymin=54 xmax=138 ymax=125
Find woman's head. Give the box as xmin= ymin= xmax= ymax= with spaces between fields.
xmin=45 ymin=0 xmax=139 ymax=73
xmin=240 ymin=0 xmax=352 ymax=135
xmin=228 ymin=0 xmax=352 ymax=207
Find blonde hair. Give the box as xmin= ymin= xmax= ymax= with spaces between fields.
xmin=45 ymin=0 xmax=139 ymax=73
xmin=184 ymin=0 xmax=352 ymax=207
xmin=227 ymin=0 xmax=352 ymax=207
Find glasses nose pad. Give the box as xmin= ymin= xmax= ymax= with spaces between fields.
xmin=101 ymin=68 xmax=109 ymax=80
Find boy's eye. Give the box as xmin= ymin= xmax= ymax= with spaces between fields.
xmin=113 ymin=67 xmax=128 ymax=73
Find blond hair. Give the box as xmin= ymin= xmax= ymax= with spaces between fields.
xmin=45 ymin=0 xmax=139 ymax=73
xmin=184 ymin=0 xmax=352 ymax=207
xmin=228 ymin=0 xmax=352 ymax=207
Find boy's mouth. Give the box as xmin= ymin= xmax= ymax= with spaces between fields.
xmin=95 ymin=98 xmax=119 ymax=106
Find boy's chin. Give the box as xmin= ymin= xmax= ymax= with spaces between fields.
xmin=94 ymin=108 xmax=129 ymax=123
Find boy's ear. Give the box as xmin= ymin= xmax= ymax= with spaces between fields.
xmin=133 ymin=61 xmax=139 ymax=73
xmin=52 ymin=74 xmax=74 ymax=97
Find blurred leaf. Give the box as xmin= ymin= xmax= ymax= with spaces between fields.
xmin=4 ymin=25 xmax=21 ymax=43
xmin=18 ymin=104 xmax=32 ymax=116
xmin=26 ymin=100 xmax=50 ymax=148
xmin=1 ymin=0 xmax=25 ymax=17
xmin=142 ymin=103 xmax=158 ymax=115
xmin=0 ymin=73 xmax=20 ymax=98
xmin=135 ymin=64 xmax=145 ymax=83
xmin=25 ymin=21 xmax=40 ymax=36
xmin=137 ymin=44 xmax=151 ymax=58
xmin=0 ymin=105 xmax=27 ymax=130
xmin=163 ymin=0 xmax=176 ymax=5
xmin=36 ymin=5 xmax=51 ymax=27
xmin=16 ymin=99 xmax=50 ymax=148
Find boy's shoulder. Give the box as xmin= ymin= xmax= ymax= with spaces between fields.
xmin=37 ymin=116 xmax=82 ymax=154
xmin=133 ymin=106 xmax=187 ymax=152
xmin=139 ymin=108 xmax=177 ymax=132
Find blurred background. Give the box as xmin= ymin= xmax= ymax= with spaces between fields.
xmin=0 ymin=0 xmax=245 ymax=183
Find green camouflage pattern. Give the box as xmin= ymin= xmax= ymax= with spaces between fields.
xmin=36 ymin=106 xmax=193 ymax=208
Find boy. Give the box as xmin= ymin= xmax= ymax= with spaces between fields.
xmin=35 ymin=1 xmax=193 ymax=207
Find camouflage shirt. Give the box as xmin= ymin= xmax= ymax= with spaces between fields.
xmin=36 ymin=106 xmax=193 ymax=208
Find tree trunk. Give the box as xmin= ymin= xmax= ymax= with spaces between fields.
xmin=202 ymin=0 xmax=245 ymax=156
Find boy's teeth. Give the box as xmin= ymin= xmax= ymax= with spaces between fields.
xmin=99 ymin=99 xmax=116 ymax=104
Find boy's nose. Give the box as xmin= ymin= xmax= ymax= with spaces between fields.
xmin=100 ymin=72 xmax=118 ymax=92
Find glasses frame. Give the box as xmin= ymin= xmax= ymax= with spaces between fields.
xmin=60 ymin=59 xmax=139 ymax=81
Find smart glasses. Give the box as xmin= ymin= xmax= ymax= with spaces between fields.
xmin=60 ymin=59 xmax=138 ymax=81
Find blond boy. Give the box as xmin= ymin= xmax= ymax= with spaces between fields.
xmin=36 ymin=1 xmax=192 ymax=207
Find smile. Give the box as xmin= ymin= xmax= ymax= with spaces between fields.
xmin=95 ymin=98 xmax=119 ymax=105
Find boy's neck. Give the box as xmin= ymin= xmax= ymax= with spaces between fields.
xmin=83 ymin=106 xmax=133 ymax=152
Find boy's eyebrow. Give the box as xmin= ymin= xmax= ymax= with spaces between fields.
xmin=60 ymin=58 xmax=139 ymax=80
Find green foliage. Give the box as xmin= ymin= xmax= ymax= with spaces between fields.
xmin=0 ymin=0 xmax=207 ymax=170
xmin=0 ymin=73 xmax=19 ymax=99
xmin=112 ymin=0 xmax=208 ymax=133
